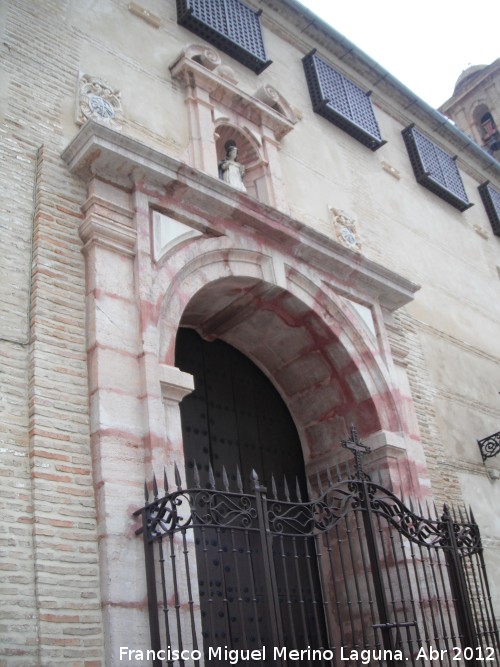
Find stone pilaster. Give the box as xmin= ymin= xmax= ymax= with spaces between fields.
xmin=79 ymin=178 xmax=151 ymax=665
xmin=159 ymin=364 xmax=194 ymax=484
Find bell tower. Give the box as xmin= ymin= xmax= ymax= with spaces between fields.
xmin=439 ymin=59 xmax=500 ymax=157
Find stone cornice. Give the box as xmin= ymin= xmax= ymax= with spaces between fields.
xmin=62 ymin=121 xmax=420 ymax=311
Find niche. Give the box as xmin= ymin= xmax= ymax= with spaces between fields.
xmin=215 ymin=123 xmax=269 ymax=203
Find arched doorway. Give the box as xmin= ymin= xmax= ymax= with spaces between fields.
xmin=167 ymin=274 xmax=401 ymax=477
xmin=175 ymin=328 xmax=326 ymax=659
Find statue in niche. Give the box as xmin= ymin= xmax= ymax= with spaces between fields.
xmin=218 ymin=140 xmax=246 ymax=192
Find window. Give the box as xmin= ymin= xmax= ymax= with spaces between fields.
xmin=480 ymin=112 xmax=500 ymax=153
xmin=176 ymin=0 xmax=271 ymax=74
xmin=478 ymin=182 xmax=500 ymax=237
xmin=473 ymin=105 xmax=500 ymax=154
xmin=302 ymin=50 xmax=385 ymax=151
xmin=480 ymin=112 xmax=497 ymax=141
xmin=402 ymin=125 xmax=472 ymax=212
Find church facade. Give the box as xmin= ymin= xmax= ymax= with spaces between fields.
xmin=1 ymin=1 xmax=500 ymax=665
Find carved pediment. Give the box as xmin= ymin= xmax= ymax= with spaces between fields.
xmin=169 ymin=44 xmax=297 ymax=140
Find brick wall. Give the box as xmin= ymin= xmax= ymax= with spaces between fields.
xmin=395 ymin=309 xmax=462 ymax=507
xmin=0 ymin=2 xmax=104 ymax=664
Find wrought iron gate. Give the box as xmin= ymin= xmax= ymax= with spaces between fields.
xmin=135 ymin=432 xmax=500 ymax=666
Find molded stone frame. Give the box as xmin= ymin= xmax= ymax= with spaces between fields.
xmin=169 ymin=44 xmax=298 ymax=211
xmin=63 ymin=120 xmax=429 ymax=663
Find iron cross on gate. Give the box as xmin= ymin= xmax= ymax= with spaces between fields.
xmin=341 ymin=424 xmax=372 ymax=479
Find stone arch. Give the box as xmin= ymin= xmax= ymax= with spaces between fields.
xmin=471 ymin=102 xmax=500 ymax=151
xmin=215 ymin=122 xmax=261 ymax=164
xmin=157 ymin=246 xmax=403 ymax=471
xmin=472 ymin=102 xmax=491 ymax=137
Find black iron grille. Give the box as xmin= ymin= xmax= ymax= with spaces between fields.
xmin=402 ymin=125 xmax=472 ymax=212
xmin=176 ymin=0 xmax=272 ymax=74
xmin=478 ymin=181 xmax=500 ymax=236
xmin=136 ymin=457 xmax=500 ymax=667
xmin=302 ymin=50 xmax=385 ymax=151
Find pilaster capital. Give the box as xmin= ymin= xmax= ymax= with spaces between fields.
xmin=364 ymin=430 xmax=408 ymax=462
xmin=79 ymin=197 xmax=136 ymax=256
xmin=159 ymin=364 xmax=194 ymax=403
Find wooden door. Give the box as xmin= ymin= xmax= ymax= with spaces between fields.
xmin=176 ymin=328 xmax=306 ymax=494
xmin=175 ymin=328 xmax=324 ymax=659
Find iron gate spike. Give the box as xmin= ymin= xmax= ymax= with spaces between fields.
xmin=326 ymin=466 xmax=333 ymax=486
xmin=306 ymin=476 xmax=313 ymax=500
xmin=174 ymin=462 xmax=182 ymax=490
xmin=283 ymin=475 xmax=290 ymax=501
xmin=417 ymin=499 xmax=424 ymax=516
xmin=423 ymin=500 xmax=430 ymax=521
xmin=236 ymin=465 xmax=243 ymax=493
xmin=271 ymin=474 xmax=278 ymax=500
xmin=295 ymin=476 xmax=302 ymax=502
xmin=193 ymin=460 xmax=201 ymax=488
xmin=222 ymin=465 xmax=229 ymax=492
xmin=152 ymin=473 xmax=158 ymax=499
xmin=316 ymin=470 xmax=323 ymax=494
xmin=208 ymin=462 xmax=215 ymax=489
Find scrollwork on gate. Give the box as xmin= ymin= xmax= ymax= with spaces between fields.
xmin=137 ymin=462 xmax=482 ymax=555
xmin=135 ymin=432 xmax=497 ymax=666
xmin=140 ymin=489 xmax=260 ymax=540
xmin=141 ymin=492 xmax=193 ymax=540
xmin=365 ymin=486 xmax=481 ymax=554
xmin=135 ymin=463 xmax=263 ymax=541
xmin=266 ymin=484 xmax=359 ymax=535
xmin=193 ymin=490 xmax=258 ymax=529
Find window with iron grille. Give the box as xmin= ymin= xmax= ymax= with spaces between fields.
xmin=478 ymin=181 xmax=500 ymax=236
xmin=176 ymin=0 xmax=271 ymax=74
xmin=402 ymin=125 xmax=472 ymax=212
xmin=302 ymin=50 xmax=385 ymax=151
